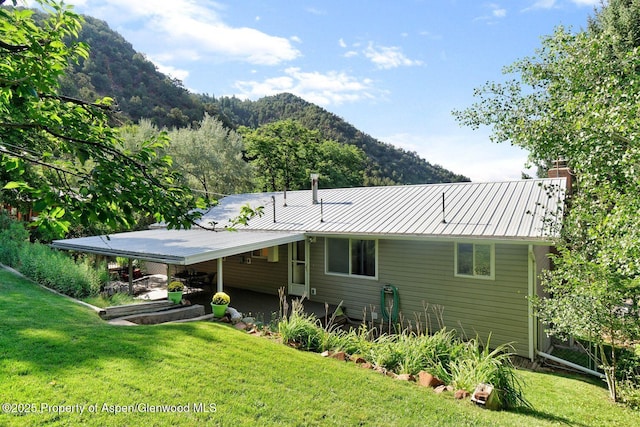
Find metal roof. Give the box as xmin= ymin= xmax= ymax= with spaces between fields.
xmin=52 ymin=179 xmax=565 ymax=264
xmin=51 ymin=229 xmax=304 ymax=265
xmin=197 ymin=178 xmax=566 ymax=241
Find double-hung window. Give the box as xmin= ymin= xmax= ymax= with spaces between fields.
xmin=326 ymin=238 xmax=376 ymax=278
xmin=455 ymin=242 xmax=494 ymax=279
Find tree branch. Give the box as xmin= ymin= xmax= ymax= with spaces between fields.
xmin=0 ymin=145 xmax=87 ymax=179
xmin=0 ymin=39 xmax=30 ymax=53
xmin=41 ymin=94 xmax=116 ymax=112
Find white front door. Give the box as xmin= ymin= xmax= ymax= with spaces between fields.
xmin=288 ymin=239 xmax=308 ymax=296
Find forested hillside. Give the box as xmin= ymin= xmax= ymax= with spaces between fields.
xmin=61 ymin=15 xmax=469 ymax=185
xmin=218 ymin=93 xmax=468 ymax=184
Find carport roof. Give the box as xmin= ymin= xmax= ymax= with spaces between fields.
xmin=51 ymin=229 xmax=304 ymax=265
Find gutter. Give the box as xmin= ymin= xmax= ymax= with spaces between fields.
xmin=537 ymin=351 xmax=606 ymax=379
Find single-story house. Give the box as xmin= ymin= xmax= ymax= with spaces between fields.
xmin=52 ymin=173 xmax=567 ymax=360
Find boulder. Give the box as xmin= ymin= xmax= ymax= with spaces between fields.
xmin=330 ymin=351 xmax=347 ymax=361
xmin=349 ymin=354 xmax=367 ymax=364
xmin=417 ymin=371 xmax=445 ymax=388
xmin=454 ymin=389 xmax=470 ymax=400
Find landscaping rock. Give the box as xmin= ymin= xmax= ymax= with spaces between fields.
xmin=321 ymin=350 xmax=332 ymax=357
xmin=433 ymin=385 xmax=454 ymax=394
xmin=349 ymin=354 xmax=367 ymax=364
xmin=330 ymin=351 xmax=347 ymax=361
xmin=233 ymin=322 xmax=247 ymax=330
xmin=454 ymin=389 xmax=470 ymax=400
xmin=418 ymin=371 xmax=445 ymax=388
xmin=395 ymin=374 xmax=414 ymax=381
xmin=360 ymin=362 xmax=373 ymax=370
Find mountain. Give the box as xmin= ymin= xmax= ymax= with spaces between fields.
xmin=217 ymin=93 xmax=469 ymax=184
xmin=60 ymin=15 xmax=469 ymax=185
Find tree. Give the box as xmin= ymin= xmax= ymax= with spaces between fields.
xmin=453 ymin=2 xmax=640 ymax=401
xmin=167 ymin=115 xmax=255 ymax=200
xmin=0 ymin=0 xmax=204 ymax=238
xmin=240 ymin=119 xmax=366 ymax=191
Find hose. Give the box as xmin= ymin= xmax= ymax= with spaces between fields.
xmin=380 ymin=284 xmax=399 ymax=322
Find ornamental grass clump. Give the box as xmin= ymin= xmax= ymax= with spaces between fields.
xmin=278 ymin=299 xmax=324 ymax=352
xmin=448 ymin=336 xmax=530 ymax=410
xmin=212 ymin=291 xmax=230 ymax=305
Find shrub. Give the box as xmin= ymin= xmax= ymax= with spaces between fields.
xmin=368 ymin=334 xmax=402 ymax=372
xmin=18 ymin=243 xmax=102 ymax=298
xmin=0 ymin=214 xmax=29 ymax=267
xmin=278 ymin=300 xmax=324 ymax=352
xmin=331 ymin=324 xmax=375 ymax=356
xmin=448 ymin=336 xmax=529 ymax=409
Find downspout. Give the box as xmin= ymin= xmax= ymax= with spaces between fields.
xmin=527 ymin=245 xmax=536 ymax=361
xmin=537 ymin=351 xmax=606 ymax=379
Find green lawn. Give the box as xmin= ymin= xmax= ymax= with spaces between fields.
xmin=0 ymin=269 xmax=636 ymax=426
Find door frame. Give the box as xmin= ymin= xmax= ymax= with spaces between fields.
xmin=288 ymin=239 xmax=309 ymax=296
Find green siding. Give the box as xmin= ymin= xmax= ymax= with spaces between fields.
xmin=310 ymin=237 xmax=532 ymax=356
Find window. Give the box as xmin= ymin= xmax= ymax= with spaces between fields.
xmin=252 ymin=248 xmax=269 ymax=258
xmin=326 ymin=238 xmax=376 ymax=278
xmin=455 ymin=243 xmax=494 ymax=279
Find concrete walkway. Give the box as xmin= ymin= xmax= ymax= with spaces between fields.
xmin=134 ymin=275 xmax=337 ymax=322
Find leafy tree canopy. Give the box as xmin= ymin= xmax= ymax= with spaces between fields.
xmin=121 ymin=116 xmax=255 ymax=202
xmin=453 ymin=0 xmax=640 ymax=401
xmin=0 ymin=0 xmax=205 ymax=239
xmin=240 ymin=119 xmax=366 ymax=191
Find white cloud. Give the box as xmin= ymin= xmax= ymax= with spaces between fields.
xmin=306 ymin=7 xmax=326 ymax=15
xmin=475 ymin=3 xmax=509 ymax=22
xmin=525 ymin=0 xmax=599 ymax=11
xmin=152 ymin=61 xmax=190 ymax=82
xmin=528 ymin=0 xmax=557 ymax=9
xmin=493 ymin=8 xmax=507 ymax=17
xmin=363 ymin=42 xmax=423 ymax=69
xmin=569 ymin=0 xmax=600 ymax=6
xmin=233 ymin=67 xmax=383 ymax=106
xmin=66 ymin=0 xmax=300 ymax=65
xmin=338 ymin=38 xmax=347 ymax=48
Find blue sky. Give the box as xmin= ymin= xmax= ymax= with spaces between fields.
xmin=61 ymin=0 xmax=601 ymax=181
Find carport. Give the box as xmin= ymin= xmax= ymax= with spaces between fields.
xmin=51 ymin=228 xmax=305 ymax=293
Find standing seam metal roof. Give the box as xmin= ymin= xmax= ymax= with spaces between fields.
xmin=197 ymin=178 xmax=566 ymax=240
xmin=51 ymin=179 xmax=565 ymax=265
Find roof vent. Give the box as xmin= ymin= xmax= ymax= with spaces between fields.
xmin=311 ymin=173 xmax=319 ymax=204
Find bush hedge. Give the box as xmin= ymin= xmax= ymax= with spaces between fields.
xmin=0 ymin=213 xmax=103 ymax=298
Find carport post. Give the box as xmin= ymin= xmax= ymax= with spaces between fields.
xmin=128 ymin=258 xmax=133 ymax=295
xmin=217 ymin=258 xmax=223 ymax=292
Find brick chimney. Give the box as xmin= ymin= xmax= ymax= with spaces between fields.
xmin=548 ymin=160 xmax=573 ymax=194
xmin=311 ymin=173 xmax=319 ymax=204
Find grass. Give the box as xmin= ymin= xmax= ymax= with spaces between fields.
xmin=82 ymin=292 xmax=142 ymax=308
xmin=0 ymin=269 xmax=637 ymax=426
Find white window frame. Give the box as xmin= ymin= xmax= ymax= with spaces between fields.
xmin=454 ymin=242 xmax=495 ymax=280
xmin=325 ymin=237 xmax=378 ymax=280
